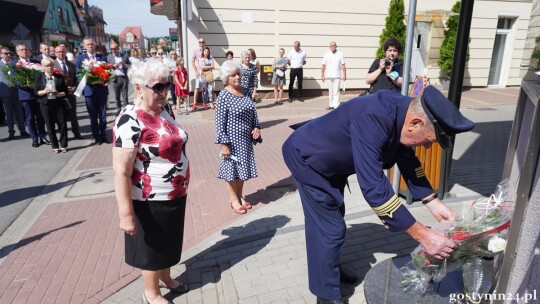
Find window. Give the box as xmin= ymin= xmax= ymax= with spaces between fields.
xmin=126 ymin=33 xmax=134 ymax=43
xmin=57 ymin=8 xmax=64 ymax=24
xmin=497 ymin=18 xmax=513 ymax=30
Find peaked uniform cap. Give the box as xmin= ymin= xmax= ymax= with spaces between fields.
xmin=420 ymin=85 xmax=475 ymax=149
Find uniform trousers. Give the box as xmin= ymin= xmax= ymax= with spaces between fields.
xmin=293 ymin=175 xmax=347 ymax=301
xmin=21 ymin=99 xmax=46 ymax=141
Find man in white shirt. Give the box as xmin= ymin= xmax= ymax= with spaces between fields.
xmin=321 ymin=41 xmax=346 ymax=110
xmin=287 ymin=41 xmax=307 ymax=102
xmin=190 ymin=37 xmax=205 ymax=110
xmin=107 ymin=42 xmax=129 ymax=116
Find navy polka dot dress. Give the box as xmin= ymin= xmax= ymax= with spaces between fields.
xmin=215 ymin=89 xmax=260 ymax=182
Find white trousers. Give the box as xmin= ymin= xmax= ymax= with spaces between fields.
xmin=327 ymin=78 xmax=341 ymax=108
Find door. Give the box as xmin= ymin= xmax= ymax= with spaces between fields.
xmin=411 ymin=21 xmax=430 ymax=78
xmin=488 ymin=18 xmax=514 ymax=86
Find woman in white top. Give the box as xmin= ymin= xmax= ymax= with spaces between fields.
xmin=248 ymin=48 xmax=260 ymax=73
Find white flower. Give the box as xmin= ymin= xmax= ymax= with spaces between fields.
xmin=488 ymin=236 xmax=507 ymax=253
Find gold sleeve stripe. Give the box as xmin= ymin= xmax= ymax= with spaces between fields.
xmin=372 ymin=194 xmax=401 ymax=218
xmin=415 ymin=167 xmax=426 ymax=178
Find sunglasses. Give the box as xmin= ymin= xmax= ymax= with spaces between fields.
xmin=145 ymin=82 xmax=171 ymax=93
xmin=157 ymin=53 xmax=163 ymax=55
xmin=151 ymin=52 xmax=156 ymax=54
xmin=111 ymin=48 xmax=117 ymax=50
xmin=2 ymin=52 xmax=11 ymax=55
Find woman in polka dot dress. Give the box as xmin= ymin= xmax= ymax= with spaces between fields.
xmin=215 ymin=60 xmax=261 ymax=214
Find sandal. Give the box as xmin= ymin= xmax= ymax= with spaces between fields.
xmin=241 ymin=198 xmax=253 ymax=209
xmin=184 ymin=110 xmax=189 ymax=115
xmin=177 ymin=110 xmax=183 ymax=115
xmin=159 ymin=280 xmax=189 ymax=294
xmin=230 ymin=202 xmax=247 ymax=214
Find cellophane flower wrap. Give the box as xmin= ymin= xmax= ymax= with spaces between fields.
xmin=78 ymin=58 xmax=115 ymax=85
xmin=400 ymin=179 xmax=514 ymax=294
xmin=1 ymin=60 xmax=43 ymax=89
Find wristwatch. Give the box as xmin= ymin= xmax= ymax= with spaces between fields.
xmin=422 ymin=193 xmax=438 ymax=205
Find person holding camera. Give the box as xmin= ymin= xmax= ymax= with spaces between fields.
xmin=365 ymin=37 xmax=403 ymax=94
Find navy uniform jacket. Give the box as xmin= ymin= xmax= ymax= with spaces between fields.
xmin=282 ymin=90 xmax=433 ymax=232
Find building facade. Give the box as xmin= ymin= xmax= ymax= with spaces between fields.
xmin=119 ymin=27 xmax=145 ymax=51
xmin=156 ymin=0 xmax=534 ymax=93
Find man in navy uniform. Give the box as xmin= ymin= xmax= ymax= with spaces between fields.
xmin=282 ymin=86 xmax=475 ymax=304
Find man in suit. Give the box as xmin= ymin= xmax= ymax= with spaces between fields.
xmin=0 ymin=46 xmax=27 ymax=139
xmin=282 ymin=86 xmax=475 ymax=304
xmin=14 ymin=43 xmax=49 ymax=147
xmin=35 ymin=42 xmax=55 ymax=61
xmin=55 ymin=45 xmax=82 ymax=139
xmin=107 ymin=42 xmax=129 ymax=116
xmin=76 ymin=37 xmax=109 ymax=145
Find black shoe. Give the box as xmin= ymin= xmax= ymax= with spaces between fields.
xmin=299 ymin=97 xmax=304 ymax=102
xmin=73 ymin=133 xmax=83 ymax=140
xmin=316 ymin=297 xmax=348 ymax=304
xmin=8 ymin=134 xmax=15 ymax=140
xmin=159 ymin=281 xmax=189 ymax=294
xmin=101 ymin=138 xmax=110 ymax=144
xmin=32 ymin=140 xmax=39 ymax=148
xmin=95 ymin=139 xmax=102 ymax=145
xmin=339 ymin=267 xmax=358 ymax=284
xmin=20 ymin=131 xmax=30 ymax=137
xmin=40 ymin=138 xmax=51 ymax=145
xmin=288 ymin=98 xmax=293 ymax=103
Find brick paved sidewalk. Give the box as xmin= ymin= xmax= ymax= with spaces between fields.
xmin=0 ymin=87 xmax=518 ymax=304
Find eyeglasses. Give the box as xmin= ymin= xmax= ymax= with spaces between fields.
xmin=111 ymin=48 xmax=117 ymax=50
xmin=145 ymin=82 xmax=171 ymax=93
xmin=198 ymin=41 xmax=205 ymax=44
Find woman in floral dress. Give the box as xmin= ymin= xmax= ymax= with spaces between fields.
xmin=112 ymin=60 xmax=190 ymax=304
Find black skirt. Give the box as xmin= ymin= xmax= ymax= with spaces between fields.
xmin=125 ymin=196 xmax=187 ymax=270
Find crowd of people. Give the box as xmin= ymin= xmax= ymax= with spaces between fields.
xmin=1 ymin=36 xmax=466 ymax=304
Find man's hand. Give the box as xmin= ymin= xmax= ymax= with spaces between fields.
xmin=407 ymin=222 xmax=456 ymax=259
xmin=425 ymin=198 xmax=456 ymax=222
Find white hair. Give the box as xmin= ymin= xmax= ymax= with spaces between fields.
xmin=128 ymin=60 xmax=169 ymax=86
xmin=220 ymin=60 xmax=241 ymax=86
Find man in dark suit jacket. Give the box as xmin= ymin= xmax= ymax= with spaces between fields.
xmin=76 ymin=37 xmax=109 ymax=145
xmin=0 ymin=46 xmax=27 ymax=139
xmin=106 ymin=42 xmax=130 ymax=116
xmin=14 ymin=43 xmax=49 ymax=147
xmin=55 ymin=45 xmax=82 ymax=139
xmin=35 ymin=42 xmax=56 ymax=62
xmin=282 ymin=87 xmax=475 ymax=303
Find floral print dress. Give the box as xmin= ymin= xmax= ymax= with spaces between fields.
xmin=113 ymin=104 xmax=189 ymax=201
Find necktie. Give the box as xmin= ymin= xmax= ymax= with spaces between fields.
xmin=61 ymin=61 xmax=67 ymax=75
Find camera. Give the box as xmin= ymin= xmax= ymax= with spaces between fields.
xmin=253 ymin=136 xmax=263 ymax=145
xmin=384 ymin=58 xmax=392 ymax=67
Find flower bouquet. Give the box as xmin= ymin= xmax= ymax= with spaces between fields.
xmin=74 ymin=58 xmax=115 ymax=97
xmin=1 ymin=60 xmax=43 ymax=89
xmin=77 ymin=58 xmax=115 ymax=85
xmin=401 ymin=179 xmax=514 ymax=294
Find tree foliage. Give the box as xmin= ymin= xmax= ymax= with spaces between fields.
xmin=376 ymin=0 xmax=406 ymax=59
xmin=438 ymin=1 xmax=470 ymax=76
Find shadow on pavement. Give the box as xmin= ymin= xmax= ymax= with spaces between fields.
xmin=0 ymin=220 xmax=85 ymax=259
xmin=0 ymin=172 xmax=100 ymax=209
xmin=244 ymin=176 xmax=296 ymax=206
xmin=168 ymin=215 xmax=290 ymax=300
xmin=259 ymin=118 xmax=288 ymax=129
xmin=448 ymin=120 xmax=513 ymax=196
xmin=339 ymin=223 xmax=418 ymax=298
